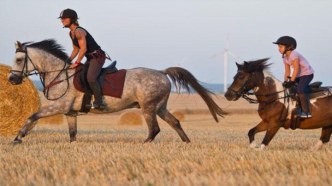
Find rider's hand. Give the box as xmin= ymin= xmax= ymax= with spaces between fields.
xmin=282 ymin=81 xmax=288 ymax=87
xmin=70 ymin=61 xmax=81 ymax=68
xmin=283 ymin=81 xmax=295 ymax=88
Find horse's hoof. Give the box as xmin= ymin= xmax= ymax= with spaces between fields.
xmin=144 ymin=138 xmax=153 ymax=143
xmin=12 ymin=139 xmax=22 ymax=145
xmin=70 ymin=137 xmax=77 ymax=143
xmin=249 ymin=142 xmax=258 ymax=148
xmin=254 ymin=144 xmax=266 ymax=151
xmin=310 ymin=140 xmax=324 ymax=151
xmin=185 ymin=139 xmax=191 ymax=143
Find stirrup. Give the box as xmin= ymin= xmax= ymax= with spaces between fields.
xmin=91 ymin=102 xmax=107 ymax=110
xmin=300 ymin=112 xmax=312 ymax=118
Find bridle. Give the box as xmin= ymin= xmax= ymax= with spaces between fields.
xmin=10 ymin=47 xmax=40 ymax=77
xmin=227 ymin=71 xmax=290 ymax=104
xmin=227 ymin=71 xmax=254 ymax=98
xmin=10 ymin=47 xmax=78 ymax=100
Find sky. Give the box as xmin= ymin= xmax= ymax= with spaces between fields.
xmin=1 ymin=0 xmax=332 ymax=84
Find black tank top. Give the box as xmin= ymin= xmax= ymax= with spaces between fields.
xmin=70 ymin=26 xmax=101 ymax=56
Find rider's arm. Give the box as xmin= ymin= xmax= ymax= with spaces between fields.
xmin=75 ymin=28 xmax=87 ymax=63
xmin=290 ymin=58 xmax=300 ymax=82
xmin=284 ymin=63 xmax=291 ymax=81
xmin=69 ymin=44 xmax=79 ymax=61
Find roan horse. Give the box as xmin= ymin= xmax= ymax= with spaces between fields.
xmin=8 ymin=39 xmax=225 ymax=144
xmin=225 ymin=58 xmax=332 ymax=150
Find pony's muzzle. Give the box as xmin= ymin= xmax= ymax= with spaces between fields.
xmin=225 ymin=90 xmax=240 ymax=101
xmin=8 ymin=73 xmax=23 ymax=85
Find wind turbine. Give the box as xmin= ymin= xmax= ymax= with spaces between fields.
xmin=223 ymin=36 xmax=238 ymax=93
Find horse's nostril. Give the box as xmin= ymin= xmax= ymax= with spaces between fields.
xmin=8 ymin=75 xmax=22 ymax=85
xmin=9 ymin=76 xmax=15 ymax=82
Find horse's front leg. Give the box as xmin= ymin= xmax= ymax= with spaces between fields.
xmin=248 ymin=121 xmax=267 ymax=148
xmin=13 ymin=113 xmax=40 ymax=144
xmin=65 ymin=113 xmax=78 ymax=143
xmin=13 ymin=106 xmax=68 ymax=144
xmin=257 ymin=124 xmax=281 ymax=150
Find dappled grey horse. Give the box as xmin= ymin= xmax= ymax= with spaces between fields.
xmin=8 ymin=39 xmax=225 ymax=144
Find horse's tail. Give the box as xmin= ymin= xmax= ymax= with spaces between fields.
xmin=162 ymin=67 xmax=227 ymax=122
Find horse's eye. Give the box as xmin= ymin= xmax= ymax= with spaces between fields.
xmin=16 ymin=58 xmax=23 ymax=64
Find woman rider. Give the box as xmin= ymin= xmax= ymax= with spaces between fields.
xmin=59 ymin=8 xmax=106 ymax=110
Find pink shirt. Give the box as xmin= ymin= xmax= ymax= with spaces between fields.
xmin=283 ymin=50 xmax=314 ymax=77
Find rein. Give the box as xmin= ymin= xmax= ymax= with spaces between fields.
xmin=10 ymin=47 xmax=79 ymax=100
xmin=227 ymin=71 xmax=291 ymax=105
xmin=242 ymin=90 xmax=289 ymax=104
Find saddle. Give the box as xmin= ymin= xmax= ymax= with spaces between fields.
xmin=73 ymin=61 xmax=127 ymax=112
xmin=285 ymin=81 xmax=332 ymax=130
xmin=289 ymin=81 xmax=332 ymax=100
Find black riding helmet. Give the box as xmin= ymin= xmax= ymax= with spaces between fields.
xmin=273 ymin=36 xmax=297 ymax=50
xmin=58 ymin=9 xmax=78 ymax=20
xmin=58 ymin=9 xmax=78 ymax=27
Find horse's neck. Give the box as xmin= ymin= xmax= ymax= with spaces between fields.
xmin=30 ymin=49 xmax=74 ymax=86
xmin=255 ymin=71 xmax=284 ymax=101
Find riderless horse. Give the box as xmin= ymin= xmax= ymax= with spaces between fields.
xmin=225 ymin=58 xmax=332 ymax=150
xmin=8 ymin=39 xmax=225 ymax=144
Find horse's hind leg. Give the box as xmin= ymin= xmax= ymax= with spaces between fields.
xmin=158 ymin=108 xmax=190 ymax=143
xmin=248 ymin=121 xmax=267 ymax=148
xmin=142 ymin=107 xmax=160 ymax=143
xmin=312 ymin=125 xmax=332 ymax=151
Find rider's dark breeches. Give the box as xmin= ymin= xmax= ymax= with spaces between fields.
xmin=295 ymin=74 xmax=314 ymax=94
xmin=85 ymin=57 xmax=105 ymax=83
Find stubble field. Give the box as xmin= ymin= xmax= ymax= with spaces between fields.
xmin=0 ymin=94 xmax=331 ymax=186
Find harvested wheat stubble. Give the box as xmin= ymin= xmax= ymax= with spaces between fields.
xmin=118 ymin=110 xmax=143 ymax=125
xmin=0 ymin=64 xmax=40 ymax=136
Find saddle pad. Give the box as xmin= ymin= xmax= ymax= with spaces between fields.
xmin=74 ymin=66 xmax=127 ymax=98
xmin=102 ymin=70 xmax=127 ymax=98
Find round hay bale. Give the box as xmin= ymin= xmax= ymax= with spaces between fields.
xmin=118 ymin=111 xmax=143 ymax=125
xmin=171 ymin=110 xmax=186 ymax=122
xmin=0 ymin=64 xmax=40 ymax=136
xmin=37 ymin=114 xmax=64 ymax=125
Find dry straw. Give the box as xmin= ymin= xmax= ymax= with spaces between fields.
xmin=118 ymin=110 xmax=143 ymax=125
xmin=0 ymin=64 xmax=40 ymax=136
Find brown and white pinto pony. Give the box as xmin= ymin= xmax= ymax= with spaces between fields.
xmin=225 ymin=58 xmax=332 ymax=150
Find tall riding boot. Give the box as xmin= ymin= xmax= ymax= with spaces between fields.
xmin=89 ymin=82 xmax=106 ymax=110
xmin=298 ymin=93 xmax=312 ymax=118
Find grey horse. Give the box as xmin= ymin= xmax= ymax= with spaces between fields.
xmin=8 ymin=39 xmax=225 ymax=144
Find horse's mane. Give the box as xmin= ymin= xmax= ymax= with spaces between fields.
xmin=237 ymin=58 xmax=271 ymax=73
xmin=24 ymin=39 xmax=70 ymax=63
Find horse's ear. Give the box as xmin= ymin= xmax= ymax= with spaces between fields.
xmin=236 ymin=62 xmax=242 ymax=70
xmin=15 ymin=41 xmax=22 ymax=49
xmin=243 ymin=61 xmax=250 ymax=72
